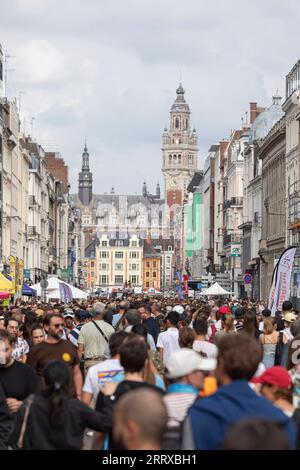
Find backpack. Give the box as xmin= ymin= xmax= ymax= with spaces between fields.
xmin=274 ymin=332 xmax=288 ymax=366
xmin=162 ymin=396 xmax=201 ymax=450
xmin=162 ymin=418 xmax=185 ymax=450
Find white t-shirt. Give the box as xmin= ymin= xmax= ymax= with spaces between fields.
xmin=207 ymin=319 xmax=222 ymax=339
xmin=157 ymin=328 xmax=180 ymax=365
xmin=82 ymin=358 xmax=124 ymax=401
xmin=193 ymin=340 xmax=218 ymax=359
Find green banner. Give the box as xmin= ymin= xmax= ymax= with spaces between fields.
xmin=193 ymin=192 xmax=201 ymax=251
xmin=185 ymin=203 xmax=193 ymax=258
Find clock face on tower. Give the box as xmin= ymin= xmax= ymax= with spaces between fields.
xmin=170 ymin=177 xmax=179 ymax=187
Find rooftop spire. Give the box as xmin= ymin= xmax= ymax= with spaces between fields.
xmin=82 ymin=141 xmax=90 ymax=171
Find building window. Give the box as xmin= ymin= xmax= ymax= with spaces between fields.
xmin=100 ymin=275 xmax=109 ymax=285
xmin=153 ymin=272 xmax=156 ymax=278
xmin=91 ymin=261 xmax=94 ymax=268
xmin=146 ymin=272 xmax=150 ymax=278
xmin=131 ymin=240 xmax=137 ymax=247
xmin=169 ymin=155 xmax=172 ymax=164
xmin=178 ymin=155 xmax=182 ymax=164
xmin=175 ymin=117 xmax=179 ymax=129
xmin=101 ymin=263 xmax=108 ymax=270
xmin=146 ymin=282 xmax=150 ymax=288
xmin=153 ymin=262 xmax=156 ymax=268
xmin=115 ymin=240 xmax=124 ymax=247
xmin=115 ymin=252 xmax=124 ymax=259
xmin=130 ymin=252 xmax=139 ymax=259
xmin=101 ymin=251 xmax=108 ymax=258
xmin=115 ymin=263 xmax=123 ymax=271
xmin=130 ymin=275 xmax=139 ymax=285
xmin=115 ymin=275 xmax=124 ymax=285
xmin=91 ymin=272 xmax=94 ymax=278
xmin=102 ymin=240 xmax=107 ymax=247
xmin=130 ymin=264 xmax=139 ymax=271
xmin=168 ymin=245 xmax=173 ymax=251
xmin=146 ymin=262 xmax=150 ymax=268
xmin=189 ymin=155 xmax=193 ymax=165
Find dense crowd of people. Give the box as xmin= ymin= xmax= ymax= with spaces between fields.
xmin=0 ymin=294 xmax=300 ymax=450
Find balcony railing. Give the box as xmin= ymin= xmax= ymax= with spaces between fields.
xmin=29 ymin=195 xmax=36 ymax=206
xmin=27 ymin=226 xmax=38 ymax=236
xmin=223 ymin=197 xmax=243 ymax=210
xmin=223 ymin=233 xmax=242 ymax=247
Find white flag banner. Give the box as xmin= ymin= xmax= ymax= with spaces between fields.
xmin=268 ymin=262 xmax=279 ymax=314
xmin=269 ymin=247 xmax=296 ymax=315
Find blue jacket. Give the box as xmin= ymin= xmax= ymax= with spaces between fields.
xmin=188 ymin=380 xmax=296 ymax=450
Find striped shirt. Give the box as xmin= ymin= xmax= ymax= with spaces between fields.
xmin=69 ymin=324 xmax=84 ymax=348
xmin=164 ymin=392 xmax=197 ymax=428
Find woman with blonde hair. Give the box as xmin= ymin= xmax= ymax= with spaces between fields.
xmin=259 ymin=317 xmax=279 ymax=369
xmin=214 ymin=314 xmax=236 ymax=346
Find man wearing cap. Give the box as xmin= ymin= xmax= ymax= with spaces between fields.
xmin=281 ymin=301 xmax=297 ymax=344
xmin=63 ymin=309 xmax=76 ymax=339
xmin=182 ymin=333 xmax=296 ymax=450
xmin=164 ymin=349 xmax=216 ymax=428
xmin=252 ymin=366 xmax=300 ymax=447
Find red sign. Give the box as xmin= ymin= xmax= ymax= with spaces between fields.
xmin=243 ymin=274 xmax=253 ymax=285
xmin=183 ymin=274 xmax=188 ymax=294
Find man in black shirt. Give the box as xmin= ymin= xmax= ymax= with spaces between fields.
xmin=93 ymin=335 xmax=164 ymax=449
xmin=0 ymin=330 xmax=39 ymax=414
xmin=0 ymin=383 xmax=12 ymax=449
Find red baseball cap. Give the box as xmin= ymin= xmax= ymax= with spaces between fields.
xmin=251 ymin=366 xmax=292 ymax=389
xmin=219 ymin=306 xmax=231 ymax=315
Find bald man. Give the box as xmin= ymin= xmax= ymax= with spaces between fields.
xmin=113 ymin=389 xmax=167 ymax=450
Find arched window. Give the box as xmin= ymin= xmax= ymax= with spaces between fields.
xmin=173 ymin=155 xmax=177 ymax=163
xmin=175 ymin=117 xmax=180 ymax=129
xmin=178 ymin=154 xmax=182 ymax=164
xmin=169 ymin=154 xmax=172 ymax=164
xmin=186 ymin=119 xmax=188 ymax=129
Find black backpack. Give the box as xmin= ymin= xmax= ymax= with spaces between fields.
xmin=162 ymin=418 xmax=185 ymax=450
xmin=275 ymin=332 xmax=289 ymax=366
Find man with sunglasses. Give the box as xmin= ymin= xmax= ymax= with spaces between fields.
xmin=27 ymin=314 xmax=82 ymax=399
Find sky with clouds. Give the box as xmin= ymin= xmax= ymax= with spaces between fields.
xmin=1 ymin=0 xmax=300 ymax=195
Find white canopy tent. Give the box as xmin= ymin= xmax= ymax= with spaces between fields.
xmin=31 ymin=277 xmax=88 ymax=300
xmin=199 ymin=282 xmax=233 ymax=296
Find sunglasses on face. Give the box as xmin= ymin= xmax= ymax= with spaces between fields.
xmin=53 ymin=323 xmax=64 ymax=328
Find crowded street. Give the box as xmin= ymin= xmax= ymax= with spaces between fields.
xmin=1 ymin=0 xmax=300 ymax=458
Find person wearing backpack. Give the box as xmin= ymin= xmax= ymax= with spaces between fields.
xmin=78 ymin=303 xmax=115 ymax=375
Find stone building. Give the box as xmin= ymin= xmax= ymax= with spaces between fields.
xmin=258 ymin=117 xmax=286 ymax=301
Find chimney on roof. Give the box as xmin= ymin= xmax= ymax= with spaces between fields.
xmin=250 ymin=102 xmax=257 ymax=124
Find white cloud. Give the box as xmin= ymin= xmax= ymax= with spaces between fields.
xmin=1 ymin=0 xmax=300 ymax=194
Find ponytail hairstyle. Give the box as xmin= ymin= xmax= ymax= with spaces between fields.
xmin=43 ymin=361 xmax=70 ymax=428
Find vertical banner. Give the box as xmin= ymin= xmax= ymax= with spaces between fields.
xmin=268 ymin=262 xmax=279 ymax=314
xmin=269 ymin=247 xmax=296 ymax=315
xmin=59 ymin=282 xmax=73 ymax=304
xmin=59 ymin=282 xmax=67 ymax=303
xmin=185 ymin=202 xmax=193 ymax=258
xmin=183 ymin=274 xmax=188 ymax=295
xmin=64 ymin=283 xmax=73 ymax=303
xmin=193 ymin=192 xmax=202 ymax=251
xmin=18 ymin=259 xmax=24 ymax=297
xmin=8 ymin=256 xmax=16 ymax=295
